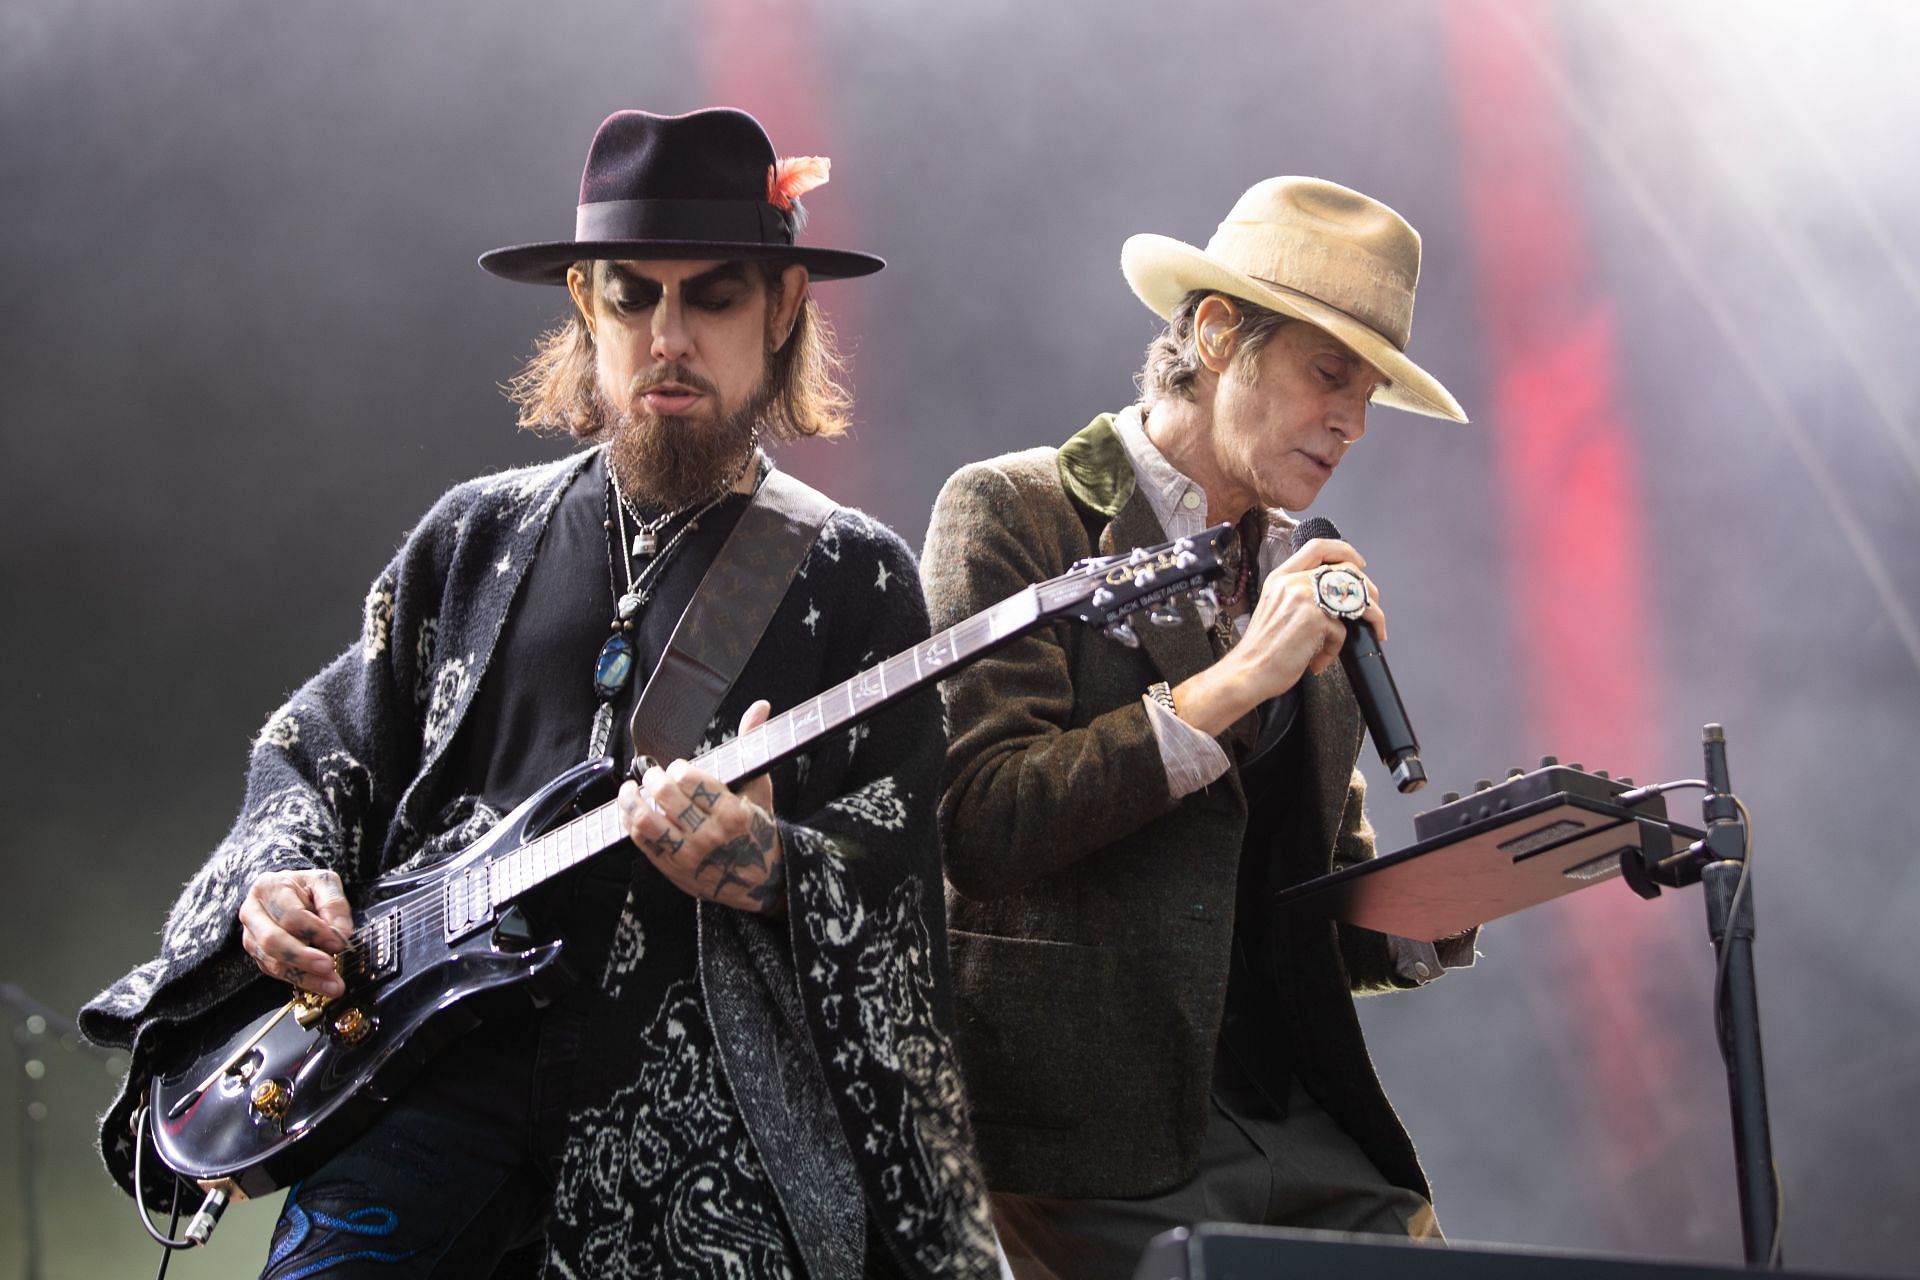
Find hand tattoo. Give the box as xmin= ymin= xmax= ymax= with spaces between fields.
xmin=676 ymin=803 xmax=706 ymax=833
xmin=698 ymin=809 xmax=780 ymax=902
xmin=746 ymin=854 xmax=787 ymax=913
xmin=690 ymin=782 xmax=721 ymax=808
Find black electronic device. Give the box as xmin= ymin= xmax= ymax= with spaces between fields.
xmin=1134 ymin=1224 xmax=1852 ymax=1280
xmin=1272 ymin=730 xmax=1781 ymax=1268
xmin=1271 ymin=760 xmax=1704 ymax=943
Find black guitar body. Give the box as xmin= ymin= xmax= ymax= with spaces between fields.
xmin=141 ymin=526 xmax=1234 ymax=1198
xmin=147 ymin=756 xmax=617 ymax=1197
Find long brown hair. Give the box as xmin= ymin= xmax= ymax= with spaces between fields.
xmin=503 ymin=260 xmax=853 ymax=441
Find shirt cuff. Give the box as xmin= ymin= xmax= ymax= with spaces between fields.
xmin=1142 ymin=693 xmax=1231 ymax=799
xmin=1389 ymin=928 xmax=1480 ymax=984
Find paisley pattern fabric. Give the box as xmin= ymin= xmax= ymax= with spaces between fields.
xmin=78 ymin=450 xmax=995 ymax=1277
xmin=546 ymin=982 xmax=798 ymax=1280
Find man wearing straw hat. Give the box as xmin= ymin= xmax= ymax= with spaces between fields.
xmin=921 ymin=177 xmax=1474 ymax=1276
xmin=82 ymin=108 xmax=994 ymax=1278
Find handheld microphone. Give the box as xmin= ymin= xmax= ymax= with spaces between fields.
xmin=1289 ymin=516 xmax=1426 ymax=793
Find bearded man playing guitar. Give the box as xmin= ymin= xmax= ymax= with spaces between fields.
xmin=80 ymin=108 xmax=995 ymax=1279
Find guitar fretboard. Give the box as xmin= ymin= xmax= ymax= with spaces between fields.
xmin=484 ymin=587 xmax=1043 ymax=904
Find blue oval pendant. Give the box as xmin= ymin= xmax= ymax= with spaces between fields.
xmin=593 ymin=633 xmax=635 ymax=700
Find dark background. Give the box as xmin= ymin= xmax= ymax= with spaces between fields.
xmin=4 ymin=1 xmax=1917 ymax=1276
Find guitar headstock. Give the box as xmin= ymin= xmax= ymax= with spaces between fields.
xmin=1035 ymin=523 xmax=1235 ymax=646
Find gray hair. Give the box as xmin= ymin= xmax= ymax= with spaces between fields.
xmin=1135 ymin=290 xmax=1295 ymax=405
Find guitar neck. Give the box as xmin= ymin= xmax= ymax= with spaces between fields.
xmin=485 ymin=587 xmax=1044 ymax=903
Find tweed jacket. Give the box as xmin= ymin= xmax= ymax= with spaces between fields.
xmin=81 ymin=450 xmax=996 ymax=1279
xmin=920 ymin=414 xmax=1427 ymax=1201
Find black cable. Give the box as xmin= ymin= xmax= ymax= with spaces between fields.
xmin=130 ymin=1105 xmax=198 ymax=1251
xmin=155 ymin=1176 xmax=181 ymax=1280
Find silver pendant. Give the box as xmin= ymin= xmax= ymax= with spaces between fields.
xmin=587 ymin=701 xmax=615 ymax=760
xmin=633 ymin=529 xmax=658 ymax=558
xmin=617 ymin=591 xmax=646 ymax=620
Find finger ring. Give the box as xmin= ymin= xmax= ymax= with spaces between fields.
xmin=1312 ymin=566 xmax=1368 ymax=622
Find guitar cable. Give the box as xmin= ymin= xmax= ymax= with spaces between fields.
xmin=130 ymin=1101 xmax=231 ymax=1267
xmin=154 ymin=1178 xmax=181 ymax=1280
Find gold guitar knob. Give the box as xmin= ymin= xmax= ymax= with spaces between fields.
xmin=250 ymin=1078 xmax=292 ymax=1123
xmin=331 ymin=1008 xmax=374 ymax=1046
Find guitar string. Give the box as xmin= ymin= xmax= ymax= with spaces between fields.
xmin=327 ymin=606 xmax=1015 ymax=969
xmin=316 ymin=550 xmax=1210 ymax=973
xmin=323 ymin=548 xmax=1211 ymax=971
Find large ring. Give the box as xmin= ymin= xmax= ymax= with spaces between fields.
xmin=1312 ymin=566 xmax=1368 ymax=622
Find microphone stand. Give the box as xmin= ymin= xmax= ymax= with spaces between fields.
xmin=1619 ymin=725 xmax=1779 ymax=1266
xmin=1696 ymin=726 xmax=1778 ymax=1266
xmin=3 ymin=982 xmax=117 ymax=1280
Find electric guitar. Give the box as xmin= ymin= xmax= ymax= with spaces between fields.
xmin=145 ymin=526 xmax=1233 ymax=1199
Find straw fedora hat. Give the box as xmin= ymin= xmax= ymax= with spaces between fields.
xmin=1121 ymin=177 xmax=1466 ymax=422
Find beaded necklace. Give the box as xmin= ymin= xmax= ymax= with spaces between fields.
xmin=1209 ymin=509 xmax=1262 ymax=653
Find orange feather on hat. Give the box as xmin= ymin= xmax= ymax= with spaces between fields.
xmin=767 ymin=156 xmax=831 ymax=211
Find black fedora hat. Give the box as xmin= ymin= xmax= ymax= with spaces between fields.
xmin=479 ymin=107 xmax=884 ymax=285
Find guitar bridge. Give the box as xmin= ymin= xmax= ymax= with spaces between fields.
xmin=339 ymin=910 xmax=400 ymax=985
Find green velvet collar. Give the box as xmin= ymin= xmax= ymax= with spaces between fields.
xmin=1054 ymin=412 xmax=1136 ymax=518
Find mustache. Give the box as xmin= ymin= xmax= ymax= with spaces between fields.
xmin=629 ymin=363 xmax=719 ymax=401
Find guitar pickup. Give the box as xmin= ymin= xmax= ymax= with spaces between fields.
xmin=443 ymin=865 xmax=494 ymax=941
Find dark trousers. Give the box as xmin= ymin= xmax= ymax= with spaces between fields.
xmin=260 ymin=1001 xmax=584 ymax=1280
xmin=990 ymin=1069 xmax=1438 ymax=1280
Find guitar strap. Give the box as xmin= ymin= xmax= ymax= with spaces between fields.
xmin=626 ymin=467 xmax=837 ymax=764
xmin=619 ymin=467 xmax=861 ymax=1274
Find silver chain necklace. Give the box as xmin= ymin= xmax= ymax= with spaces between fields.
xmin=587 ymin=447 xmax=757 ymax=759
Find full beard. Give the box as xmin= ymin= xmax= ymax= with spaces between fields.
xmin=596 ymin=373 xmax=770 ymax=512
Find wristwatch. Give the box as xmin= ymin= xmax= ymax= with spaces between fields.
xmin=1146 ymin=680 xmax=1177 ymax=716
xmin=1311 ymin=565 xmax=1368 ymax=622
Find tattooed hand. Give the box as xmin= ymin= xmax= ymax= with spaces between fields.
xmin=239 ymin=868 xmax=354 ymax=997
xmin=619 ymin=699 xmax=788 ymax=917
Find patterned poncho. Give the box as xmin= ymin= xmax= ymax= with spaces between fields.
xmin=78 ymin=451 xmax=996 ymax=1278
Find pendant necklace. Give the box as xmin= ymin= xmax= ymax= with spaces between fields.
xmin=1210 ymin=510 xmax=1262 ymax=653
xmin=586 ymin=449 xmax=749 ymax=758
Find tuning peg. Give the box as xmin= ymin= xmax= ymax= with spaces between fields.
xmin=1104 ymin=621 xmax=1140 ymax=648
xmin=1192 ymin=586 xmax=1219 ymax=612
xmin=1148 ymin=605 xmax=1183 ymax=628
xmin=1091 ymin=587 xmax=1115 ymax=610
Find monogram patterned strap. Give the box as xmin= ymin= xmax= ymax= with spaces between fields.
xmin=628 ymin=469 xmax=837 ymax=762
